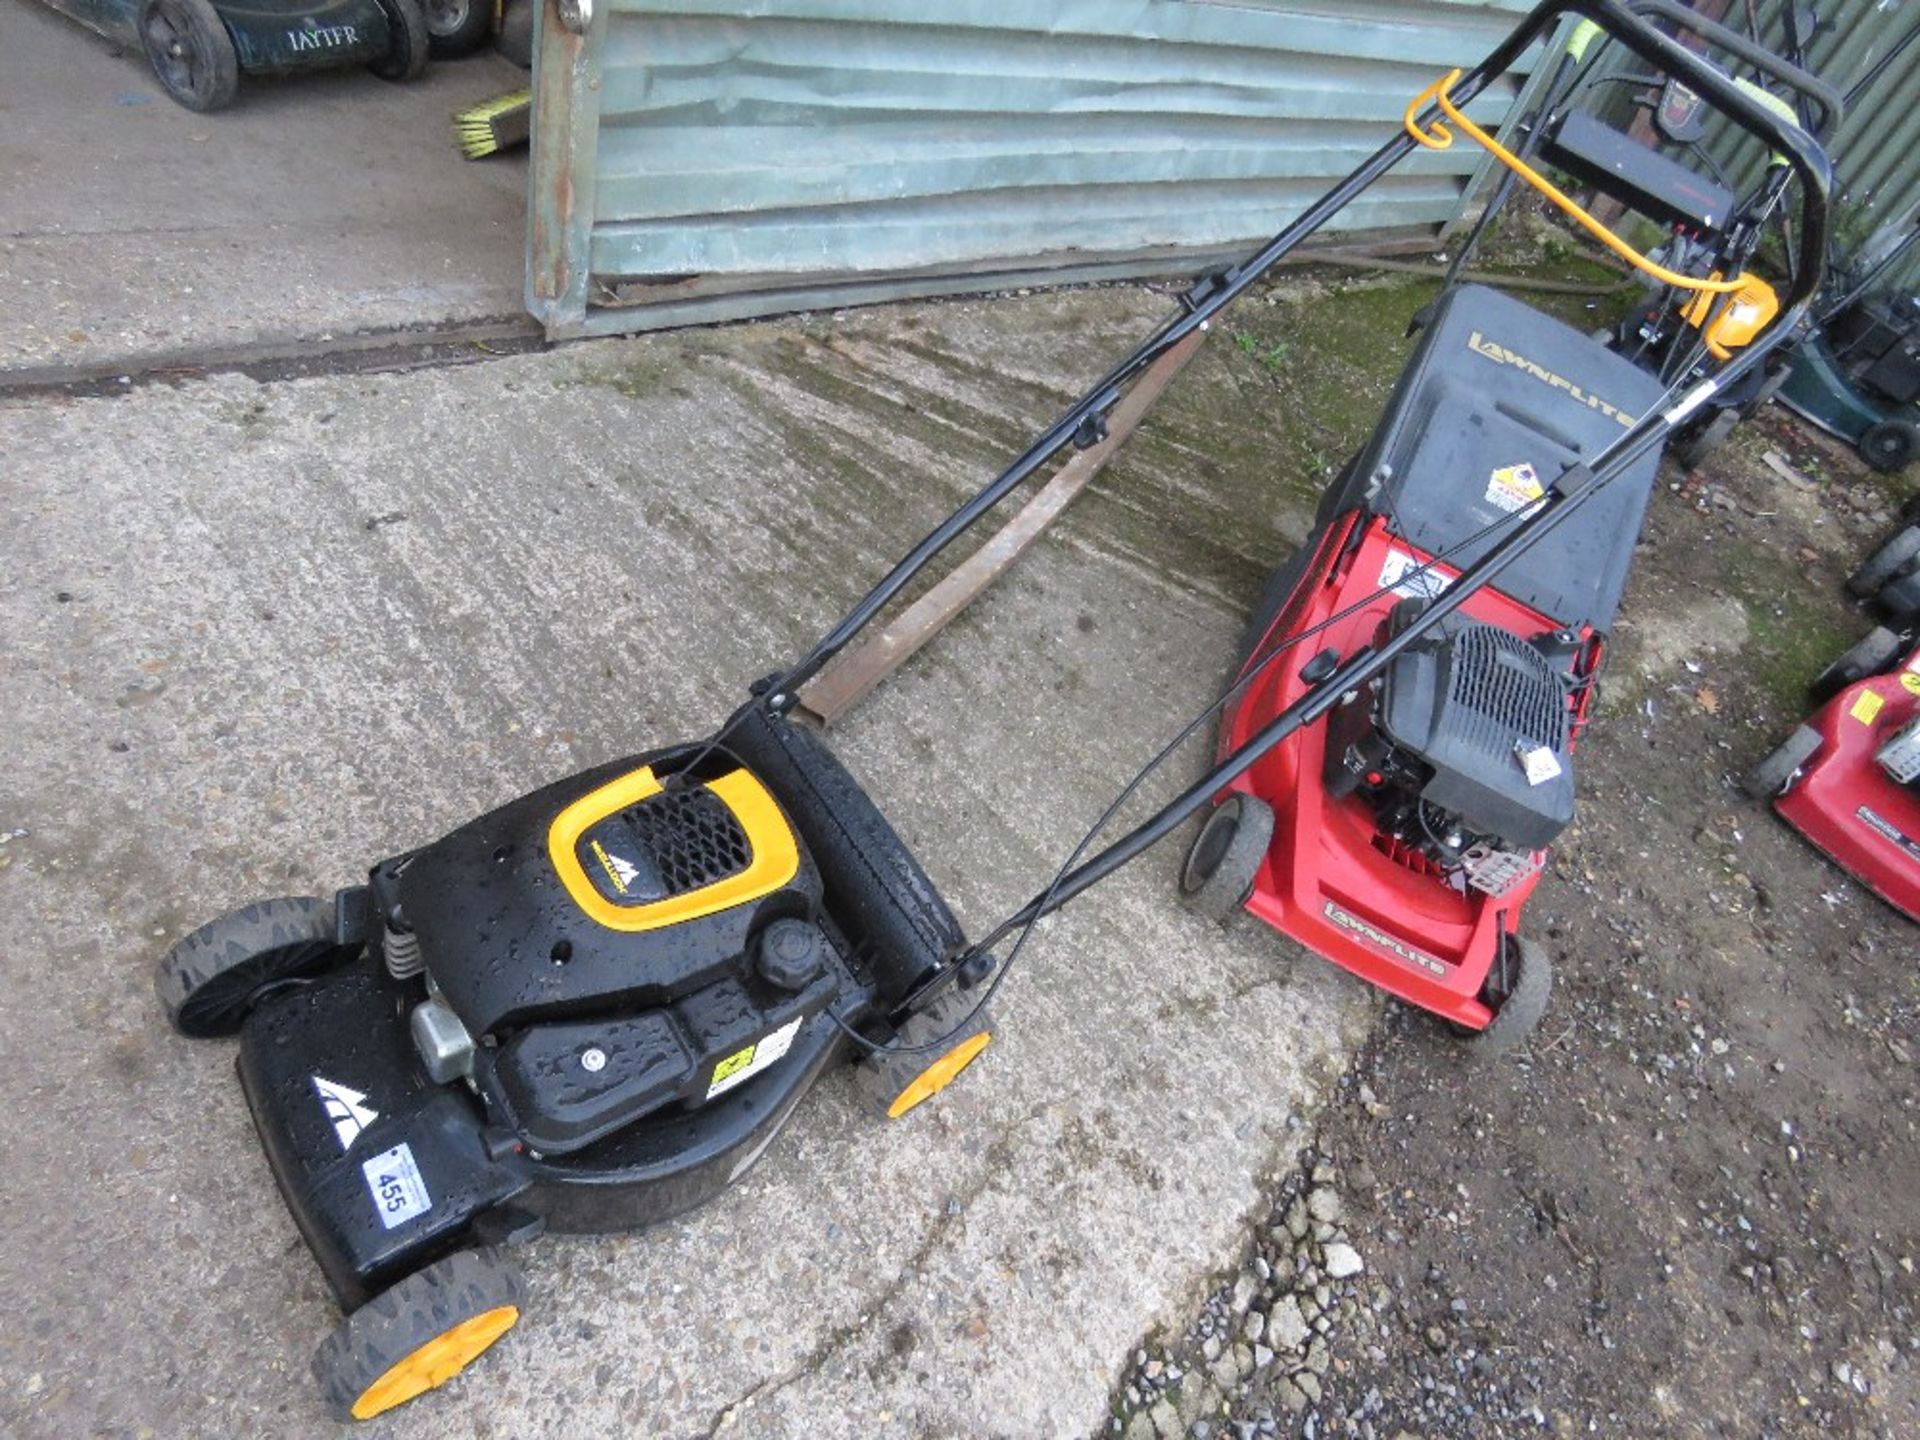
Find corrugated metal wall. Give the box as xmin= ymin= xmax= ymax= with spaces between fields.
xmin=527 ymin=0 xmax=1542 ymax=338
xmin=1683 ymin=0 xmax=1920 ymax=291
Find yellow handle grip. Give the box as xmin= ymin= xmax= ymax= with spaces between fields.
xmin=1405 ymin=70 xmax=1743 ymax=296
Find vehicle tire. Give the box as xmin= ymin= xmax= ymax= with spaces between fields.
xmin=370 ymin=0 xmax=432 ymax=80
xmin=1811 ymin=626 xmax=1902 ymax=703
xmin=138 ymin=0 xmax=239 ymax=112
xmin=155 ymin=896 xmax=346 ymax=1038
xmin=853 ymin=985 xmax=993 ymax=1120
xmin=1860 ymin=418 xmax=1918 ymax=474
xmin=1459 ymin=936 xmax=1551 ymax=1061
xmin=1180 ymin=794 xmax=1275 ymax=925
xmin=424 ymin=0 xmax=493 ymax=57
xmin=1847 ymin=525 xmax=1920 ymax=597
xmin=1675 ymin=408 xmax=1740 ymax=471
xmin=1742 ymin=724 xmax=1823 ymax=799
xmin=313 ymin=1249 xmax=525 ymax=1422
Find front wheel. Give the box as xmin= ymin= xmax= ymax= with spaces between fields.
xmin=424 ymin=0 xmax=494 ymax=57
xmin=1860 ymin=418 xmax=1918 ymax=475
xmin=313 ymin=1248 xmax=526 ymax=1421
xmin=1742 ymin=725 xmax=1823 ymax=800
xmin=138 ymin=0 xmax=239 ymax=112
xmin=1848 ymin=525 xmax=1920 ymax=598
xmin=1811 ymin=627 xmax=1903 ymax=704
xmin=1457 ymin=936 xmax=1551 ymax=1061
xmin=155 ymin=896 xmax=346 ymax=1038
xmin=370 ymin=0 xmax=432 ymax=80
xmin=854 ymin=985 xmax=993 ymax=1120
xmin=1180 ymin=794 xmax=1274 ymax=925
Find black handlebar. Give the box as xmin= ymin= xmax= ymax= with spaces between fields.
xmin=1439 ymin=0 xmax=1833 ymax=311
xmin=1626 ymin=0 xmax=1845 ymax=142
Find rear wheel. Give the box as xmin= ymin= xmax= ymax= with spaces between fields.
xmin=1848 ymin=525 xmax=1920 ymax=598
xmin=854 ymin=985 xmax=993 ymax=1120
xmin=1860 ymin=418 xmax=1918 ymax=474
xmin=1811 ymin=626 xmax=1903 ymax=703
xmin=424 ymin=0 xmax=493 ymax=57
xmin=370 ymin=0 xmax=432 ymax=80
xmin=138 ymin=0 xmax=238 ymax=112
xmin=155 ymin=896 xmax=345 ymax=1038
xmin=1880 ymin=568 xmax=1920 ymax=621
xmin=1743 ymin=725 xmax=1823 ymax=799
xmin=1180 ymin=794 xmax=1274 ymax=925
xmin=1458 ymin=936 xmax=1551 ymax=1061
xmin=313 ymin=1248 xmax=525 ymax=1421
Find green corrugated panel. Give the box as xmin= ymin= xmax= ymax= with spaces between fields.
xmin=529 ymin=0 xmax=1541 ymax=337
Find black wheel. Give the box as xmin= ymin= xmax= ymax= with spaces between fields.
xmin=1860 ymin=418 xmax=1918 ymax=474
xmin=313 ymin=1248 xmax=525 ymax=1422
xmin=1811 ymin=626 xmax=1903 ymax=704
xmin=424 ymin=0 xmax=493 ymax=57
xmin=1847 ymin=525 xmax=1920 ymax=598
xmin=1742 ymin=725 xmax=1823 ymax=800
xmin=1457 ymin=936 xmax=1551 ymax=1061
xmin=853 ymin=984 xmax=993 ymax=1120
xmin=1880 ymin=568 xmax=1920 ymax=621
xmin=1675 ymin=409 xmax=1740 ymax=471
xmin=155 ymin=896 xmax=344 ymax=1038
xmin=1180 ymin=794 xmax=1275 ymax=924
xmin=138 ymin=0 xmax=238 ymax=112
xmin=371 ymin=0 xmax=432 ymax=80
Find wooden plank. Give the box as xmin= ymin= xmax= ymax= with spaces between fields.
xmin=796 ymin=329 xmax=1206 ymax=725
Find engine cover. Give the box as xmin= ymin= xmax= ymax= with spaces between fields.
xmin=395 ymin=753 xmax=825 ymax=1038
xmin=1375 ymin=622 xmax=1575 ymax=851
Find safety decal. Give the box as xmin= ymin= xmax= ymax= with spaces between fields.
xmin=707 ymin=1016 xmax=803 ymax=1100
xmin=1515 ymin=739 xmax=1563 ymax=787
xmin=1850 ymin=691 xmax=1885 ymax=725
xmin=1484 ymin=462 xmax=1545 ymax=515
xmin=1377 ymin=548 xmax=1451 ymax=601
xmin=1901 ymin=673 xmax=1920 ymax=698
xmin=362 ymin=1142 xmax=432 ymax=1230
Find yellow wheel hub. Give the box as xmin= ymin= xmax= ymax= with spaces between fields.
xmin=350 ymin=1304 xmax=519 ymax=1420
xmin=886 ymin=1032 xmax=991 ymax=1119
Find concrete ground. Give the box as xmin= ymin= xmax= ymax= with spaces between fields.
xmin=0 ymin=0 xmax=529 ymax=375
xmin=0 ymin=286 xmax=1368 ymax=1437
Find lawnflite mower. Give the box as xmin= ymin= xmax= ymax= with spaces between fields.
xmin=1745 ymin=624 xmax=1920 ymax=921
xmin=1183 ymin=0 xmax=1837 ymax=1052
xmin=153 ymin=0 xmax=1830 ymax=1422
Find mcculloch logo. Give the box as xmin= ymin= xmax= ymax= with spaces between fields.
xmin=1466 ymin=331 xmax=1635 ymax=429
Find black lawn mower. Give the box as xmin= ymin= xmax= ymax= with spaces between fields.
xmin=155 ymin=0 xmax=1832 ymax=1421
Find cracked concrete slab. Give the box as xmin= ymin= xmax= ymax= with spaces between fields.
xmin=0 ymin=0 xmax=529 ymax=374
xmin=0 ymin=287 xmax=1369 ymax=1437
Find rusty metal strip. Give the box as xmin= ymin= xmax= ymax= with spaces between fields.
xmin=795 ymin=328 xmax=1206 ymax=726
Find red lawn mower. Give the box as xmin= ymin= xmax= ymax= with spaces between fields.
xmin=1743 ymin=512 xmax=1920 ymax=921
xmin=1181 ymin=1 xmax=1839 ymax=1054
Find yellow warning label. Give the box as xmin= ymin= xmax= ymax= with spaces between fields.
xmin=711 ymin=1042 xmax=757 ymax=1085
xmin=1901 ymin=673 xmax=1920 ymax=697
xmin=1484 ymin=462 xmax=1546 ymax=515
xmin=1850 ymin=691 xmax=1885 ymax=725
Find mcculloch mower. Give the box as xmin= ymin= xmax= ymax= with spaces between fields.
xmin=155 ymin=0 xmax=1833 ymax=1420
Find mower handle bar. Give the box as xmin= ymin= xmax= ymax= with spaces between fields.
xmin=755 ymin=0 xmax=1833 ymax=723
xmin=1624 ymin=0 xmax=1843 ymax=142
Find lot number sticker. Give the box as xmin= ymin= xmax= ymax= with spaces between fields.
xmin=362 ymin=1142 xmax=432 ymax=1230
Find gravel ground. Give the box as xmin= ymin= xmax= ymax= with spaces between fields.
xmin=1104 ymin=398 xmax=1919 ymax=1440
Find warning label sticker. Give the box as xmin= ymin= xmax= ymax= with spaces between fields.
xmin=707 ymin=1015 xmax=804 ymax=1100
xmin=1850 ymin=691 xmax=1886 ymax=725
xmin=1377 ymin=548 xmax=1452 ymax=601
xmin=1901 ymin=673 xmax=1920 ymax=697
xmin=1484 ymin=462 xmax=1545 ymax=515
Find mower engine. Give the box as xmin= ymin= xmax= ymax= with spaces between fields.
xmin=1327 ymin=604 xmax=1576 ymax=896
